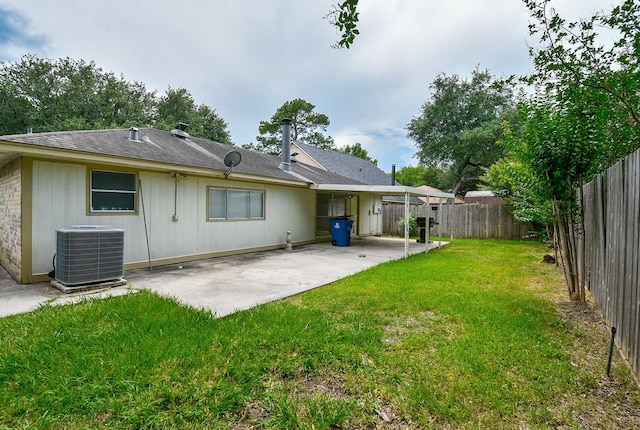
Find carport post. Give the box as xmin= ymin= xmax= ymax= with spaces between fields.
xmin=404 ymin=191 xmax=410 ymax=258
xmin=438 ymin=197 xmax=443 ymax=247
xmin=424 ymin=211 xmax=430 ymax=254
xmin=425 ymin=194 xmax=431 ymax=253
xmin=449 ymin=197 xmax=455 ymax=242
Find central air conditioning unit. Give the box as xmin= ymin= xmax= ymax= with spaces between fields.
xmin=55 ymin=225 xmax=125 ymax=286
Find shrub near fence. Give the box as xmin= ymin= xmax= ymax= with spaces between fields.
xmin=383 ymin=203 xmax=533 ymax=240
xmin=581 ymin=149 xmax=640 ymax=382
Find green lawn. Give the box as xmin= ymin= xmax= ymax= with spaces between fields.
xmin=1 ymin=240 xmax=638 ymax=428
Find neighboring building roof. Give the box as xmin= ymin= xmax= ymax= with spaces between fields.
xmin=464 ymin=190 xmax=505 ymax=205
xmin=0 ymin=128 xmax=363 ymax=187
xmin=418 ymin=185 xmax=465 ymax=204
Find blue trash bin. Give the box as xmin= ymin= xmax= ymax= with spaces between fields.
xmin=330 ymin=217 xmax=354 ymax=246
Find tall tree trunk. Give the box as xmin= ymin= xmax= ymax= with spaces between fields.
xmin=451 ymin=175 xmax=480 ymax=197
xmin=548 ymin=169 xmax=587 ymax=302
xmin=553 ymin=198 xmax=580 ymax=300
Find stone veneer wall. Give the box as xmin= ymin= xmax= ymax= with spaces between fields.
xmin=0 ymin=158 xmax=22 ymax=282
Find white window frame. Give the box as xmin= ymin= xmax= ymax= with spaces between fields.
xmin=208 ymin=187 xmax=265 ymax=220
xmin=90 ymin=169 xmax=137 ymax=213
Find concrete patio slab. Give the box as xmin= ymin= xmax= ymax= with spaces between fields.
xmin=0 ymin=237 xmax=447 ymax=318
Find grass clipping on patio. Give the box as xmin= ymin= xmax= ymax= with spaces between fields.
xmin=1 ymin=240 xmax=639 ymax=428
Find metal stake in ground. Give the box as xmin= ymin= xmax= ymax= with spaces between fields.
xmin=606 ymin=326 xmax=617 ymax=377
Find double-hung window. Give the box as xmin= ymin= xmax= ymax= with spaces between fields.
xmin=90 ymin=170 xmax=137 ymax=213
xmin=208 ymin=187 xmax=264 ymax=220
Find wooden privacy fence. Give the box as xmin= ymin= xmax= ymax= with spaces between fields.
xmin=382 ymin=204 xmax=427 ymax=236
xmin=383 ymin=203 xmax=534 ymax=240
xmin=581 ymin=149 xmax=640 ymax=381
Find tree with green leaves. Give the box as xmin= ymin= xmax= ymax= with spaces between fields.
xmin=484 ymin=0 xmax=640 ymax=301
xmin=0 ymin=55 xmax=155 ymax=134
xmin=155 ymin=87 xmax=232 ymax=144
xmin=530 ymin=0 xmax=639 ymax=301
xmin=494 ymin=91 xmax=603 ymax=300
xmin=326 ymin=0 xmax=360 ymax=48
xmin=0 ymin=79 xmax=31 ymax=135
xmin=482 ymin=151 xmax=553 ymax=230
xmin=338 ymin=142 xmax=377 ymax=165
xmin=406 ymin=68 xmax=516 ymax=196
xmin=524 ymin=0 xmax=640 ymax=132
xmin=0 ymin=55 xmax=233 ymax=143
xmin=394 ymin=164 xmax=447 ymax=189
xmin=246 ymin=98 xmax=335 ymax=155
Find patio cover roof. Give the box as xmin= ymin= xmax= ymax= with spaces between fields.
xmin=313 ymin=184 xmax=455 ymax=258
xmin=313 ymin=183 xmax=454 ymax=199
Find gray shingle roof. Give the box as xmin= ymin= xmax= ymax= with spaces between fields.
xmin=293 ymin=141 xmax=396 ymax=185
xmin=293 ymin=141 xmax=424 ymax=204
xmin=0 ymin=128 xmax=363 ymax=186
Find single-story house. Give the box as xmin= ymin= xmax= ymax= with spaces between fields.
xmin=0 ymin=124 xmax=452 ymax=284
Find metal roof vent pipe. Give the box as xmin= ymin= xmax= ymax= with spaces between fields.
xmin=391 ymin=164 xmax=396 ymax=185
xmin=171 ymin=122 xmax=190 ymax=139
xmin=279 ymin=118 xmax=292 ymax=172
xmin=129 ymin=127 xmax=139 ymax=141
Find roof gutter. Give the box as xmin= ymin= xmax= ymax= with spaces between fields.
xmin=312 ymin=183 xmax=455 ymax=199
xmin=0 ymin=140 xmax=313 ymax=188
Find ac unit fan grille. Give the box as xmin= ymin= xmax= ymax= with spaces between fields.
xmin=56 ymin=226 xmax=124 ymax=286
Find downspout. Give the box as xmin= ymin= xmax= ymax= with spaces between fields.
xmin=279 ymin=118 xmax=292 ymax=171
xmin=170 ymin=172 xmax=185 ymax=221
xmin=172 ymin=172 xmax=179 ymax=221
xmin=174 ymin=174 xmax=178 ymax=221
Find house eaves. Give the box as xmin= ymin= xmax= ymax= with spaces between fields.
xmin=0 ymin=139 xmax=315 ymax=188
xmin=0 ymin=128 xmax=361 ymax=188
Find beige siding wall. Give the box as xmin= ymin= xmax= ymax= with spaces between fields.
xmin=0 ymin=158 xmax=22 ymax=281
xmin=290 ymin=144 xmax=323 ymax=169
xmin=30 ymin=160 xmax=318 ymax=276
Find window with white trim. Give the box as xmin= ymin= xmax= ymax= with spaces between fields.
xmin=90 ymin=170 xmax=137 ymax=213
xmin=208 ymin=187 xmax=265 ymax=220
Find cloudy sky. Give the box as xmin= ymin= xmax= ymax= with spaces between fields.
xmin=0 ymin=0 xmax=608 ymax=172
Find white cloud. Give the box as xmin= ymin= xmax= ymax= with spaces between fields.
xmin=0 ymin=4 xmax=50 ymax=59
xmin=0 ymin=0 xmax=613 ymax=168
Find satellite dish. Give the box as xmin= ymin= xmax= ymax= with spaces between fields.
xmin=223 ymin=151 xmax=242 ymax=178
